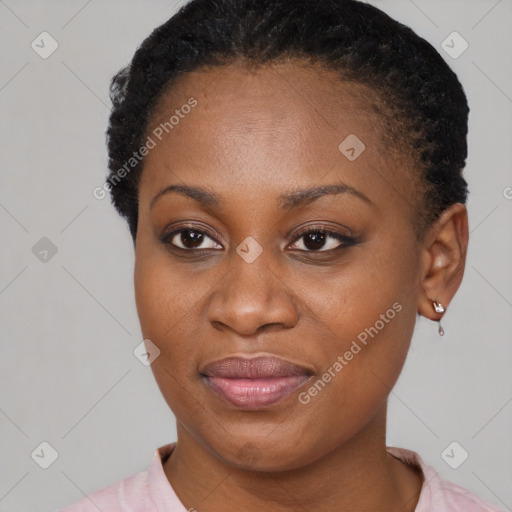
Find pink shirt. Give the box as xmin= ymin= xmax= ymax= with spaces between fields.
xmin=58 ymin=443 xmax=503 ymax=511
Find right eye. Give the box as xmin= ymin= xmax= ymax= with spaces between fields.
xmin=163 ymin=228 xmax=223 ymax=251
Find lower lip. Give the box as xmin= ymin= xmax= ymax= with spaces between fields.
xmin=203 ymin=375 xmax=311 ymax=409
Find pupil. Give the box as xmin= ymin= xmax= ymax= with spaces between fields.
xmin=181 ymin=230 xmax=203 ymax=248
xmin=304 ymin=231 xmax=325 ymax=250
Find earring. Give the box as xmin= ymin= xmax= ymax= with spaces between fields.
xmin=432 ymin=300 xmax=445 ymax=336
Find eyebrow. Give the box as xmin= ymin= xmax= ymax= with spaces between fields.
xmin=149 ymin=181 xmax=373 ymax=211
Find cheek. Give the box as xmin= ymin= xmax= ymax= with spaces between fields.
xmin=294 ymin=239 xmax=417 ymax=345
xmin=291 ymin=285 xmax=415 ymax=461
xmin=293 ymin=239 xmax=418 ymax=400
xmin=134 ymin=238 xmax=208 ymax=336
xmin=134 ymin=254 xmax=202 ymax=416
xmin=134 ymin=248 xmax=196 ymax=362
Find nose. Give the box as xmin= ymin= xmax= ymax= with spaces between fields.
xmin=207 ymin=250 xmax=299 ymax=336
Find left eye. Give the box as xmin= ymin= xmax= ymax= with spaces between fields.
xmin=288 ymin=230 xmax=355 ymax=252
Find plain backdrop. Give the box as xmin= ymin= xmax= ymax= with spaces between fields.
xmin=1 ymin=1 xmax=511 ymax=511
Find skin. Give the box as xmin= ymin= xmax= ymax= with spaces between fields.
xmin=133 ymin=60 xmax=469 ymax=512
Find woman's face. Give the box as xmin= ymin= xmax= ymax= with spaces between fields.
xmin=134 ymin=61 xmax=425 ymax=470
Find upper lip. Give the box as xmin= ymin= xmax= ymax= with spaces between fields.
xmin=200 ymin=356 xmax=314 ymax=379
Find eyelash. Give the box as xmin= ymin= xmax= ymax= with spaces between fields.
xmin=161 ymin=224 xmax=359 ymax=254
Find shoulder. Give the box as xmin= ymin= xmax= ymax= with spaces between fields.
xmin=432 ymin=475 xmax=504 ymax=512
xmin=57 ymin=470 xmax=149 ymax=512
xmin=387 ymin=446 xmax=504 ymax=512
xmin=56 ymin=443 xmax=178 ymax=512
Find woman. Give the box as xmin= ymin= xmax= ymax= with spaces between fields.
xmin=61 ymin=0 xmax=502 ymax=510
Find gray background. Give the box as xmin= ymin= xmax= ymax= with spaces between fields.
xmin=0 ymin=0 xmax=511 ymax=510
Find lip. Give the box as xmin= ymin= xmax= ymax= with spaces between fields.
xmin=200 ymin=356 xmax=313 ymax=409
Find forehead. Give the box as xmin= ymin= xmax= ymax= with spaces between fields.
xmin=139 ymin=60 xmax=415 ymax=211
xmin=149 ymin=60 xmax=384 ymax=146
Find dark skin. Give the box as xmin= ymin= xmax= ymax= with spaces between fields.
xmin=133 ymin=61 xmax=469 ymax=512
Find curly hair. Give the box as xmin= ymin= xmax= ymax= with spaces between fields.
xmin=105 ymin=0 xmax=469 ymax=243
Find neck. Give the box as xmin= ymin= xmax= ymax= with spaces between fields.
xmin=163 ymin=405 xmax=423 ymax=512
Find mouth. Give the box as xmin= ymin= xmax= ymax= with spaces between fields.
xmin=200 ymin=355 xmax=313 ymax=409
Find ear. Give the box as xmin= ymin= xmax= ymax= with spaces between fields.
xmin=417 ymin=203 xmax=469 ymax=321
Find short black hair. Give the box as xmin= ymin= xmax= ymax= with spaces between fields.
xmin=105 ymin=0 xmax=469 ymax=243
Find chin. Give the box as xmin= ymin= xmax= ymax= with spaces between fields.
xmin=198 ymin=430 xmax=328 ymax=473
